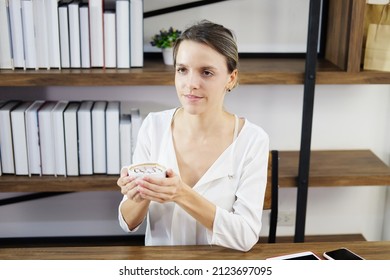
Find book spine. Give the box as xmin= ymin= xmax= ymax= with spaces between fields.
xmin=130 ymin=0 xmax=144 ymax=67
xmin=89 ymin=0 xmax=104 ymax=67
xmin=116 ymin=0 xmax=130 ymax=68
xmin=104 ymin=11 xmax=116 ymax=68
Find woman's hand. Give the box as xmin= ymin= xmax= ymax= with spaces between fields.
xmin=135 ymin=169 xmax=187 ymax=203
xmin=117 ymin=167 xmax=144 ymax=202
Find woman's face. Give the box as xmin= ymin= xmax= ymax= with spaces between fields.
xmin=174 ymin=40 xmax=237 ymax=116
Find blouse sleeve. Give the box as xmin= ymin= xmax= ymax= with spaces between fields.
xmin=210 ymin=129 xmax=269 ymax=252
xmin=118 ymin=113 xmax=153 ymax=233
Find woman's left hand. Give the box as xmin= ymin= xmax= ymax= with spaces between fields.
xmin=135 ymin=169 xmax=187 ymax=203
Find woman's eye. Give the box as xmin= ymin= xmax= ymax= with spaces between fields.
xmin=176 ymin=67 xmax=187 ymax=74
xmin=203 ymin=70 xmax=213 ymax=77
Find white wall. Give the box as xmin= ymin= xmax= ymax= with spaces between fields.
xmin=144 ymin=0 xmax=310 ymax=53
xmin=1 ymin=0 xmax=390 ymax=241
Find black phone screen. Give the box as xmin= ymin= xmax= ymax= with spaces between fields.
xmin=324 ymin=248 xmax=363 ymax=260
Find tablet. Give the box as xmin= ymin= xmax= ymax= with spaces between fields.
xmin=266 ymin=251 xmax=321 ymax=260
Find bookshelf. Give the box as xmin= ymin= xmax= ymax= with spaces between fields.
xmin=0 ymin=0 xmax=390 ymax=192
xmin=1 ymin=0 xmax=390 ymax=242
xmin=1 ymin=150 xmax=390 ymax=193
xmin=1 ymin=58 xmax=390 ymax=86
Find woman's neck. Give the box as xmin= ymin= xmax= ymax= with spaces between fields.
xmin=174 ymin=107 xmax=233 ymax=137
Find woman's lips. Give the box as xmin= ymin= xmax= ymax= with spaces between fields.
xmin=184 ymin=94 xmax=203 ymax=101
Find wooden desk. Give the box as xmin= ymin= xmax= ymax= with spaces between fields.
xmin=0 ymin=241 xmax=389 ymax=260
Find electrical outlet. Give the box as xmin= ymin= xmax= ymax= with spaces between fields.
xmin=277 ymin=211 xmax=295 ymax=226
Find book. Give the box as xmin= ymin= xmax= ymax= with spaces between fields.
xmin=8 ymin=0 xmax=25 ymax=69
xmin=77 ymin=100 xmax=94 ymax=175
xmin=52 ymin=101 xmax=69 ymax=176
xmin=58 ymin=1 xmax=71 ymax=68
xmin=120 ymin=113 xmax=132 ymax=167
xmin=46 ymin=0 xmax=61 ymax=69
xmin=79 ymin=3 xmax=90 ymax=68
xmin=130 ymin=108 xmax=142 ymax=156
xmin=21 ymin=0 xmax=37 ymax=69
xmin=0 ymin=101 xmax=20 ymax=174
xmin=89 ymin=0 xmax=104 ymax=67
xmin=25 ymin=100 xmax=44 ymax=176
xmin=0 ymin=0 xmax=14 ymax=69
xmin=11 ymin=101 xmax=33 ymax=175
xmin=64 ymin=102 xmax=80 ymax=176
xmin=91 ymin=101 xmax=107 ymax=174
xmin=106 ymin=101 xmax=120 ymax=174
xmin=0 ymin=100 xmax=7 ymax=176
xmin=69 ymin=0 xmax=81 ymax=68
xmin=130 ymin=0 xmax=144 ymax=67
xmin=32 ymin=0 xmax=50 ymax=69
xmin=38 ymin=101 xmax=57 ymax=175
xmin=116 ymin=0 xmax=130 ymax=68
xmin=104 ymin=11 xmax=116 ymax=68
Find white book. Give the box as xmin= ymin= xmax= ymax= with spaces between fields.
xmin=9 ymin=0 xmax=25 ymax=69
xmin=46 ymin=0 xmax=61 ymax=69
xmin=0 ymin=101 xmax=20 ymax=174
xmin=52 ymin=101 xmax=69 ymax=176
xmin=0 ymin=0 xmax=13 ymax=69
xmin=33 ymin=0 xmax=49 ymax=69
xmin=0 ymin=100 xmax=7 ymax=176
xmin=106 ymin=101 xmax=120 ymax=174
xmin=25 ymin=100 xmax=44 ymax=176
xmin=130 ymin=108 xmax=142 ymax=157
xmin=89 ymin=0 xmax=104 ymax=67
xmin=120 ymin=113 xmax=132 ymax=167
xmin=64 ymin=102 xmax=80 ymax=176
xmin=11 ymin=101 xmax=33 ymax=175
xmin=38 ymin=101 xmax=57 ymax=175
xmin=104 ymin=11 xmax=116 ymax=68
xmin=130 ymin=0 xmax=143 ymax=67
xmin=21 ymin=0 xmax=37 ymax=69
xmin=58 ymin=2 xmax=70 ymax=68
xmin=79 ymin=3 xmax=90 ymax=68
xmin=77 ymin=100 xmax=94 ymax=175
xmin=116 ymin=0 xmax=130 ymax=68
xmin=69 ymin=0 xmax=81 ymax=68
xmin=91 ymin=101 xmax=106 ymax=174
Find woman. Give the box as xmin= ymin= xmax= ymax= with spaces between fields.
xmin=117 ymin=20 xmax=269 ymax=252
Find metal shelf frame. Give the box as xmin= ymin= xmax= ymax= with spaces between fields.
xmin=295 ymin=0 xmax=322 ymax=242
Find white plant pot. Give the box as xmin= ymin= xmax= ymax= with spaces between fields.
xmin=162 ymin=48 xmax=174 ymax=65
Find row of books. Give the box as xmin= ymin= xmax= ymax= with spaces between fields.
xmin=0 ymin=0 xmax=143 ymax=70
xmin=0 ymin=100 xmax=143 ymax=176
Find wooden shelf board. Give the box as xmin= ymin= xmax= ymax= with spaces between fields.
xmin=0 ymin=175 xmax=117 ymax=192
xmin=1 ymin=58 xmax=389 ymax=86
xmin=279 ymin=150 xmax=390 ymax=187
xmin=1 ymin=150 xmax=390 ymax=192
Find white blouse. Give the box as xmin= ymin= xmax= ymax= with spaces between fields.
xmin=119 ymin=108 xmax=269 ymax=252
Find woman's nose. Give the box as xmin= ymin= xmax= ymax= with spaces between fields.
xmin=186 ymin=72 xmax=200 ymax=90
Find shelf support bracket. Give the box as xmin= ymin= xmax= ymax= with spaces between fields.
xmin=294 ymin=0 xmax=322 ymax=242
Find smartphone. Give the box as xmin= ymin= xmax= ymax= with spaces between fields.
xmin=323 ymin=247 xmax=364 ymax=260
xmin=267 ymin=251 xmax=320 ymax=260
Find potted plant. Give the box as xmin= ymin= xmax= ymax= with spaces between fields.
xmin=151 ymin=27 xmax=182 ymax=65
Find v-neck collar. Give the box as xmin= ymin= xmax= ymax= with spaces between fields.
xmin=165 ymin=108 xmax=245 ymax=190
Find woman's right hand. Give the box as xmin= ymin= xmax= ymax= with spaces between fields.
xmin=117 ymin=167 xmax=144 ymax=202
